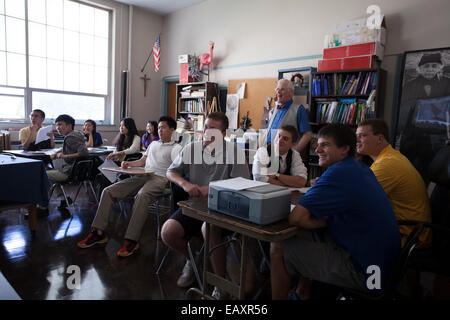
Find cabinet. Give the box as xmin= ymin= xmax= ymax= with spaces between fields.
xmin=307 ymin=67 xmax=386 ymax=179
xmin=176 ymin=81 xmax=219 ymax=131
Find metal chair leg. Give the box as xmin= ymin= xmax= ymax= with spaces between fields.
xmin=188 ymin=241 xmax=204 ymax=291
xmin=60 ymin=185 xmax=73 ymax=216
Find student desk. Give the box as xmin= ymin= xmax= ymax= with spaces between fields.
xmin=179 ymin=191 xmax=303 ymax=300
xmin=0 ymin=154 xmax=50 ymax=233
xmin=4 ymin=146 xmax=116 ymax=159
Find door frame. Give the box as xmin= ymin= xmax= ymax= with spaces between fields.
xmin=161 ymin=77 xmax=180 ymax=115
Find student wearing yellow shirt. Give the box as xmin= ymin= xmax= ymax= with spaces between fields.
xmin=356 ymin=119 xmax=431 ymax=247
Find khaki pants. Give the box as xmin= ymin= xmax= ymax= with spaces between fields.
xmin=92 ymin=174 xmax=168 ymax=241
xmin=46 ymin=169 xmax=70 ymax=198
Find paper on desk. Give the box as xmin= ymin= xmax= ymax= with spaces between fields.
xmin=289 ymin=187 xmax=311 ymax=194
xmin=35 ymin=126 xmax=53 ymax=144
xmin=98 ymin=159 xmax=119 ymax=183
xmin=209 ymin=177 xmax=268 ymax=191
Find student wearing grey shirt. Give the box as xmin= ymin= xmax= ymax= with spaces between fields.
xmin=161 ymin=112 xmax=250 ymax=298
xmin=38 ymin=114 xmax=89 ymax=216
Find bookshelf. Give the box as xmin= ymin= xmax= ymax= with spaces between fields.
xmin=176 ymin=81 xmax=219 ymax=131
xmin=307 ymin=67 xmax=386 ymax=180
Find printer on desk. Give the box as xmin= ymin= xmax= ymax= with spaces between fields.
xmin=208 ymin=178 xmax=291 ymax=225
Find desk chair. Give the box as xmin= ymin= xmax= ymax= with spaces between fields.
xmin=155 ymin=182 xmax=204 ymax=291
xmin=337 ymin=223 xmax=424 ymax=300
xmin=49 ymin=159 xmax=97 ymax=215
xmin=396 ymin=145 xmax=450 ymax=299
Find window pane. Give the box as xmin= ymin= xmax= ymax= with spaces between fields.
xmin=79 ymin=64 xmax=94 ymax=93
xmin=94 ymin=66 xmax=107 ymax=95
xmin=94 ymin=8 xmax=109 ymax=38
xmin=63 ymin=0 xmax=79 ymax=32
xmin=28 ymin=0 xmax=46 ymax=24
xmin=47 ymin=26 xmax=63 ymax=60
xmin=5 ymin=0 xmax=24 ymax=19
xmin=0 ymin=16 xmax=5 ymax=51
xmin=0 ymin=0 xmax=4 ymax=15
xmin=33 ymin=91 xmax=105 ymax=121
xmin=79 ymin=5 xmax=94 ymax=35
xmin=0 ymin=95 xmax=25 ymax=119
xmin=64 ymin=29 xmax=79 ymax=63
xmin=29 ymin=22 xmax=46 ymax=57
xmin=47 ymin=59 xmax=63 ymax=90
xmin=80 ymin=33 xmax=94 ymax=65
xmin=29 ymin=56 xmax=46 ymax=88
xmin=94 ymin=36 xmax=108 ymax=67
xmin=6 ymin=52 xmax=25 ymax=86
xmin=64 ymin=61 xmax=79 ymax=92
xmin=6 ymin=16 xmax=25 ymax=54
xmin=0 ymin=51 xmax=6 ymax=84
xmin=47 ymin=0 xmax=63 ymax=28
xmin=0 ymin=86 xmax=24 ymax=95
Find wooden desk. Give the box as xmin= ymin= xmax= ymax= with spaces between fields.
xmin=179 ymin=191 xmax=303 ymax=300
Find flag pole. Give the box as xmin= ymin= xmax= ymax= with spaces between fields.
xmin=140 ymin=51 xmax=153 ymax=73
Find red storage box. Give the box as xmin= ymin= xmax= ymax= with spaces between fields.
xmin=342 ymin=55 xmax=377 ymax=70
xmin=318 ymin=58 xmax=343 ymax=72
xmin=318 ymin=55 xmax=377 ymax=72
xmin=323 ymin=42 xmax=384 ymax=60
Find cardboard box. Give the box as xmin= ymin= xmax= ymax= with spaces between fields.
xmin=318 ymin=55 xmax=377 ymax=72
xmin=325 ymin=15 xmax=387 ymax=48
xmin=323 ymin=41 xmax=384 ymax=60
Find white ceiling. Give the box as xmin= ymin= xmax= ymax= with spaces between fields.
xmin=114 ymin=0 xmax=207 ymax=15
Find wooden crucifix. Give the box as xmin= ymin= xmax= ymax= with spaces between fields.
xmin=140 ymin=74 xmax=150 ymax=97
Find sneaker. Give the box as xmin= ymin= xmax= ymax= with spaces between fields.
xmin=58 ymin=197 xmax=73 ymax=209
xmin=117 ymin=240 xmax=139 ymax=257
xmin=211 ymin=286 xmax=231 ymax=300
xmin=177 ymin=260 xmax=195 ymax=288
xmin=77 ymin=230 xmax=108 ymax=248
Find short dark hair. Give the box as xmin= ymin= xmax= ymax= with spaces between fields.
xmin=279 ymin=125 xmax=299 ymax=143
xmin=206 ymin=112 xmax=229 ymax=131
xmin=318 ymin=123 xmax=356 ymax=157
xmin=55 ymin=114 xmax=75 ymax=130
xmin=358 ymin=119 xmax=389 ymax=141
xmin=32 ymin=109 xmax=45 ymax=119
xmin=158 ymin=116 xmax=177 ymax=130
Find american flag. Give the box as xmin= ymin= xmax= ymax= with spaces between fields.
xmin=152 ymin=35 xmax=160 ymax=72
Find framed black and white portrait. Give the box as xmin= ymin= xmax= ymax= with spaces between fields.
xmin=394 ymin=47 xmax=450 ymax=184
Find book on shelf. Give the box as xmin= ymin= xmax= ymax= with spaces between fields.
xmin=191 ymin=91 xmax=205 ymax=97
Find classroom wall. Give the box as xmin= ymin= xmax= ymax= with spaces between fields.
xmin=160 ymin=0 xmax=450 ymax=128
xmin=127 ymin=6 xmax=164 ymax=131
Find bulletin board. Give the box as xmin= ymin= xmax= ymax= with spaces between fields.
xmin=227 ymin=78 xmax=278 ymax=130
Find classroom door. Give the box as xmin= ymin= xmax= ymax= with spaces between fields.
xmin=167 ymin=81 xmax=178 ymax=119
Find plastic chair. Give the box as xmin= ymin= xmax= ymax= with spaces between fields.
xmin=49 ymin=159 xmax=98 ymax=215
xmin=155 ymin=182 xmax=204 ymax=291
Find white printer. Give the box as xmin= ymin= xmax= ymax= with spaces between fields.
xmin=208 ymin=178 xmax=291 ymax=225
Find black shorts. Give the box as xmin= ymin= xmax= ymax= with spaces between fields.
xmin=170 ymin=207 xmax=203 ymax=240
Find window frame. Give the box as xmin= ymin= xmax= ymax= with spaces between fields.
xmin=0 ymin=0 xmax=113 ymax=125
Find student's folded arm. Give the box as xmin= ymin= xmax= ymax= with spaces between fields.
xmin=289 ymin=204 xmax=327 ymax=229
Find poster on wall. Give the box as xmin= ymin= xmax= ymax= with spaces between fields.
xmin=394 ymin=47 xmax=450 ymax=184
xmin=226 ymin=94 xmax=240 ymax=129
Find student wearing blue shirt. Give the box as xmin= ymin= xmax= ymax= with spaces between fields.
xmin=83 ymin=119 xmax=103 ymax=147
xmin=270 ymin=123 xmax=401 ymax=300
xmin=266 ymin=79 xmax=312 ymax=153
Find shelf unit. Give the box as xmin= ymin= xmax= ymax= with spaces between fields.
xmin=175 ymin=81 xmax=219 ymax=130
xmin=278 ymin=66 xmax=317 ymax=106
xmin=307 ymin=67 xmax=386 ymax=180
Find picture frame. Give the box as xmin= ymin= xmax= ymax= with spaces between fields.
xmin=394 ymin=47 xmax=450 ymax=184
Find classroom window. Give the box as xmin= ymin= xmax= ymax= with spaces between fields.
xmin=0 ymin=0 xmax=111 ymax=123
